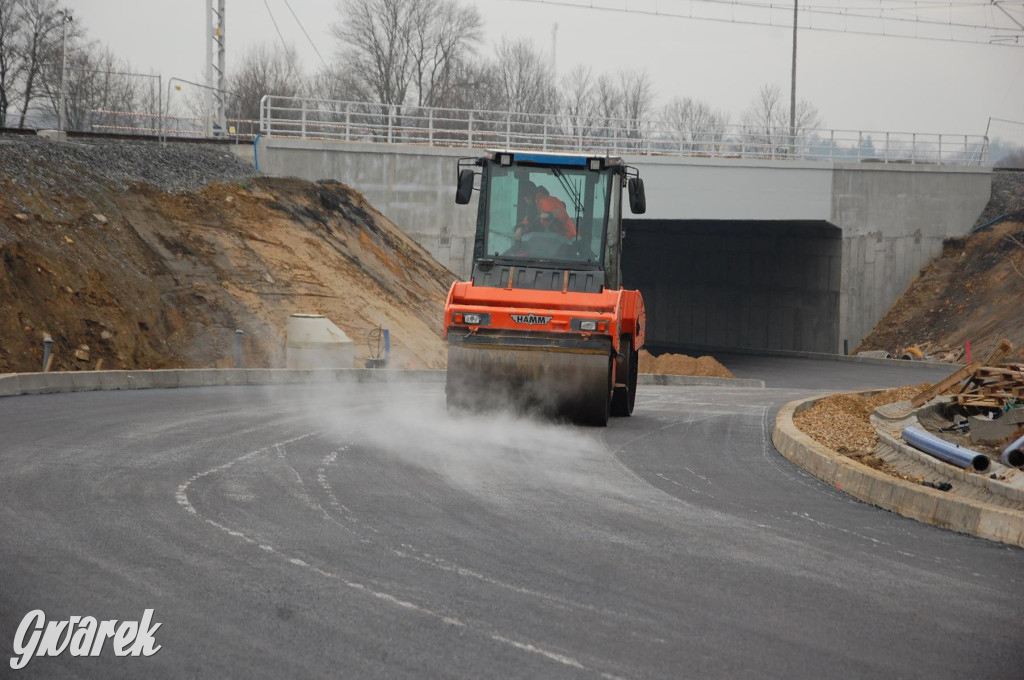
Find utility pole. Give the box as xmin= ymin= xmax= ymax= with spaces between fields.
xmin=205 ymin=0 xmax=226 ymax=137
xmin=551 ymin=23 xmax=558 ymax=73
xmin=789 ymin=0 xmax=798 ymax=153
xmin=57 ymin=8 xmax=72 ymax=132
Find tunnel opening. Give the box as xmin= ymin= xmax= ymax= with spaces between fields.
xmin=622 ymin=219 xmax=843 ymax=355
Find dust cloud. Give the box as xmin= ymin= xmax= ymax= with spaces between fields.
xmin=264 ymin=379 xmax=623 ymax=500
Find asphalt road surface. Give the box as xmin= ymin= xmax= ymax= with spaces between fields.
xmin=2 ymin=357 xmax=1021 ymax=679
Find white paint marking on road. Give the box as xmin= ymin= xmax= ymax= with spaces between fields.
xmin=680 ymin=465 xmax=711 ymax=485
xmin=788 ymin=511 xmax=891 ymax=546
xmin=489 ymin=634 xmax=586 ymax=670
xmin=178 ymin=433 xmax=630 ymax=679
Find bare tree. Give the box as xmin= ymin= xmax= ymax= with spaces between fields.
xmin=36 ymin=41 xmax=139 ymax=132
xmin=0 ymin=0 xmax=21 ymax=126
xmin=332 ymin=0 xmax=416 ymax=107
xmin=661 ymin=96 xmax=730 ymax=154
xmin=618 ymin=69 xmax=654 ymax=147
xmin=227 ymin=43 xmax=303 ymax=122
xmin=591 ymin=72 xmax=621 ymax=140
xmin=15 ymin=0 xmax=69 ymax=128
xmin=408 ymin=0 xmax=482 ymax=107
xmin=559 ymin=64 xmax=595 ymax=143
xmin=493 ymin=37 xmax=556 ymax=115
xmin=742 ymin=83 xmax=822 ymax=157
xmin=308 ymin=63 xmax=370 ymax=102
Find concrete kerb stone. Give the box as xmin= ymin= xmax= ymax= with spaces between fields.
xmin=149 ymin=370 xmax=180 ymax=389
xmin=639 ymin=374 xmax=766 ymax=388
xmin=674 ymin=343 xmax=958 ymax=370
xmin=18 ymin=373 xmax=53 ymax=395
xmin=69 ymin=371 xmax=103 ymax=392
xmin=774 ymin=396 xmax=1024 ymax=549
xmin=0 ymin=374 xmax=20 ymax=397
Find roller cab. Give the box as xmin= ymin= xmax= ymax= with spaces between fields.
xmin=444 ymin=150 xmax=647 ymax=425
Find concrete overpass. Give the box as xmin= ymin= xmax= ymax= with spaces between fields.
xmin=254 ymin=136 xmax=991 ymax=354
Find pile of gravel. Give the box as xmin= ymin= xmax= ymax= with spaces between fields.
xmin=974 ymin=169 xmax=1024 ymax=227
xmin=0 ymin=133 xmax=258 ymax=195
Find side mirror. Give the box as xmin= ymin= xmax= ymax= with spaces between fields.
xmin=455 ymin=169 xmax=475 ymax=204
xmin=627 ymin=177 xmax=646 ymax=215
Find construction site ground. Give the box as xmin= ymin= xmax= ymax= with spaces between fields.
xmin=0 ymin=134 xmax=732 ymax=380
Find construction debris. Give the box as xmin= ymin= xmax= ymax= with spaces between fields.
xmin=955 ymin=363 xmax=1024 ymax=409
xmin=910 ymin=339 xmax=1020 ymax=409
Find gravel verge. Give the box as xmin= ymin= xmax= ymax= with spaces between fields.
xmin=0 ymin=133 xmax=257 ymax=195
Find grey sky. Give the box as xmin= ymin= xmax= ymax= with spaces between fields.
xmin=71 ymin=0 xmax=1024 ymax=143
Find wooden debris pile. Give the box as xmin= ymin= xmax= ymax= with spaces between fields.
xmin=956 ymin=363 xmax=1024 ymax=409
xmin=911 ymin=339 xmax=1022 ymax=409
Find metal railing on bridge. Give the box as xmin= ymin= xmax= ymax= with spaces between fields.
xmin=259 ymin=95 xmax=990 ymax=166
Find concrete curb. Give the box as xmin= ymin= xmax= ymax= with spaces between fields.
xmin=639 ymin=374 xmax=765 ymax=388
xmin=662 ymin=343 xmax=959 ymax=369
xmin=0 ymin=368 xmax=761 ymax=398
xmin=772 ymin=395 xmax=1024 ymax=549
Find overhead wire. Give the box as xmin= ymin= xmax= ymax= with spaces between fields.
xmin=498 ymin=0 xmax=1024 ymax=45
xmin=281 ymin=0 xmax=330 ymax=69
xmin=262 ymin=0 xmax=299 ymax=73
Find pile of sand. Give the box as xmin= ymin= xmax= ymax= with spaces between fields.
xmin=637 ymin=350 xmax=734 ymax=378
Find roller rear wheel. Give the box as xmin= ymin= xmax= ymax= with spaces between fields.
xmin=611 ymin=338 xmax=638 ymax=417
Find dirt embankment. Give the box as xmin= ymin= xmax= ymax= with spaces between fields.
xmin=0 ymin=137 xmax=456 ymax=373
xmin=857 ymin=170 xmax=1024 ymax=361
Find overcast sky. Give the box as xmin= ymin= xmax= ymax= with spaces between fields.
xmin=71 ymin=0 xmax=1024 ymax=143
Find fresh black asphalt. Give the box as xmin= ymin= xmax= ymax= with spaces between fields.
xmin=1 ymin=357 xmax=1021 ymax=678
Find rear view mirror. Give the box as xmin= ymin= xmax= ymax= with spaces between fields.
xmin=455 ymin=169 xmax=475 ymax=204
xmin=628 ymin=177 xmax=646 ymax=214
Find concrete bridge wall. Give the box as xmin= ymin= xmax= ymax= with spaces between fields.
xmin=256 ymin=137 xmax=991 ymax=354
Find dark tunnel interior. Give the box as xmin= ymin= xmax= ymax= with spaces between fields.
xmin=622 ymin=219 xmax=843 ymax=354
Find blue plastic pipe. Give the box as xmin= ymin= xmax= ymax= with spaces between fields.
xmin=901 ymin=426 xmax=991 ymax=472
xmin=1003 ymin=433 xmax=1024 ymax=469
xmin=253 ymin=133 xmax=261 ymax=171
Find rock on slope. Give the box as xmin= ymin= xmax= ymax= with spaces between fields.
xmin=0 ymin=135 xmax=456 ymax=373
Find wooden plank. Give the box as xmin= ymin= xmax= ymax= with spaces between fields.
xmin=912 ymin=361 xmax=982 ymax=407
xmin=960 ymin=339 xmax=1014 ymax=394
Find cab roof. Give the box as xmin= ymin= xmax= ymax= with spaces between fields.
xmin=483 ymin=149 xmax=623 ymax=167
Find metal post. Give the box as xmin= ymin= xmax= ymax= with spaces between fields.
xmin=790 ymin=0 xmax=798 ymax=157
xmin=428 ymin=108 xmax=434 ymax=146
xmin=912 ymin=133 xmax=916 ymax=164
xmin=885 ymin=131 xmax=890 ymax=163
xmin=42 ymin=338 xmax=53 ymax=372
xmin=58 ymin=9 xmax=72 ymax=133
xmin=301 ymin=100 xmax=307 ymax=138
xmin=345 ymin=103 xmax=351 ymax=142
xmin=234 ymin=330 xmax=244 ymax=368
xmin=506 ymin=112 xmax=511 ymax=148
xmin=157 ymin=75 xmax=162 ymax=142
xmin=387 ymin=105 xmax=394 ymax=144
xmin=468 ymin=111 xmax=474 ymax=147
xmin=938 ymin=135 xmax=942 ymax=165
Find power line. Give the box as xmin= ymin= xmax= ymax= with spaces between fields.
xmin=281 ymin=0 xmax=330 ymax=69
xmin=500 ymin=0 xmax=1024 ymax=46
xmin=262 ymin=0 xmax=299 ymax=72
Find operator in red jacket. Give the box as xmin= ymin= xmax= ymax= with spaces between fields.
xmin=514 ymin=185 xmax=576 ymax=241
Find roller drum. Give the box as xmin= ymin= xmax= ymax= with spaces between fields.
xmin=446 ymin=342 xmax=611 ymax=425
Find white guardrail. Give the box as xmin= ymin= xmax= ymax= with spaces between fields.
xmin=259 ymin=95 xmax=990 ymax=166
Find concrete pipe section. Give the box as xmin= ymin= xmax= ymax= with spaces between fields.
xmin=1 ymin=356 xmax=1022 ymax=678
